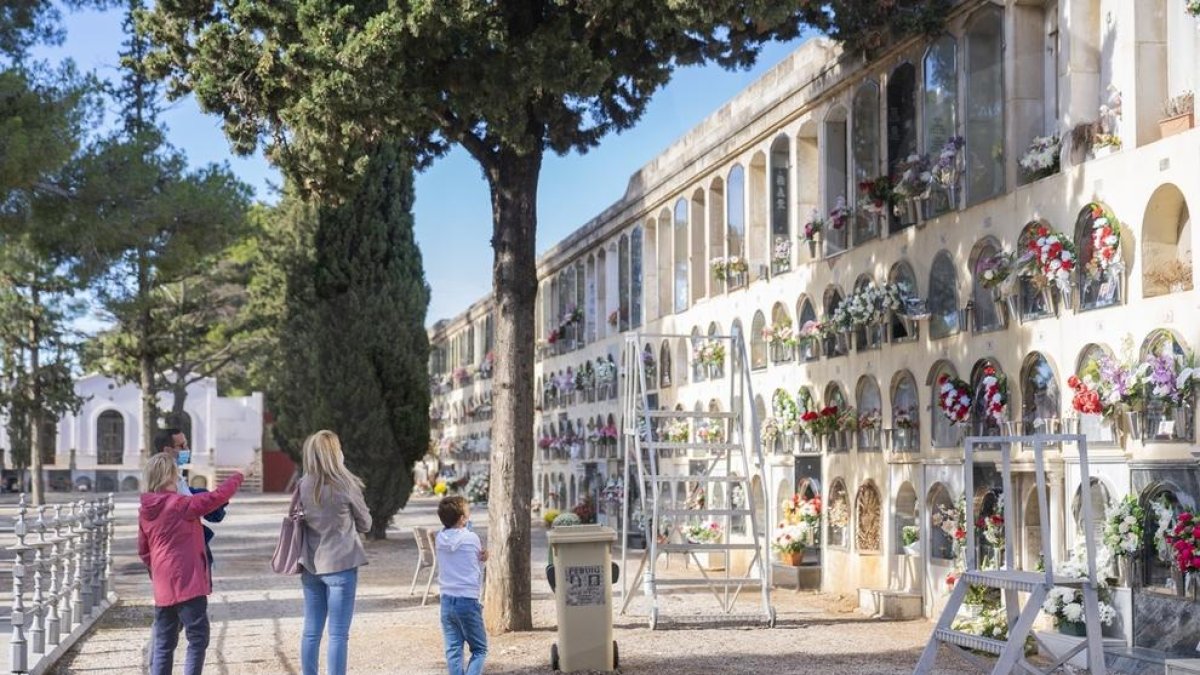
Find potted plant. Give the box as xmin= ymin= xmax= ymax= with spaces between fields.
xmin=1160 ymin=91 xmax=1194 ymax=139
xmin=772 ymin=522 xmax=813 ymax=566
xmin=902 ymin=525 xmax=920 ymax=556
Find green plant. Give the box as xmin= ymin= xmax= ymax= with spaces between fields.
xmin=552 ymin=513 xmax=582 ymax=528
xmin=902 ymin=525 xmax=920 ymax=547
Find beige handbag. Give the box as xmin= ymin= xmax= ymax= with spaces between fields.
xmin=270 ymin=484 xmax=306 ymax=575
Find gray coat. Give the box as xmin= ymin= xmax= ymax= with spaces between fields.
xmin=298 ymin=475 xmax=372 ymax=575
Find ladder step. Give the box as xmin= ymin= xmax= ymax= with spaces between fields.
xmin=645 ymin=410 xmax=739 ymax=419
xmin=658 ymin=543 xmax=761 ymax=551
xmin=654 ymin=612 xmax=772 ymax=625
xmin=659 ymin=509 xmax=753 ymax=517
xmin=933 ymin=628 xmax=1006 ymax=655
xmin=961 ymin=569 xmax=1086 ymax=592
xmin=652 ymin=578 xmax=764 ymax=586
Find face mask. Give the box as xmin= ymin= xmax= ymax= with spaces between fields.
xmin=175 ymin=450 xmax=191 ymax=467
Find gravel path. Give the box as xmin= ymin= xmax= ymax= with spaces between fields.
xmin=50 ymin=494 xmax=974 ymax=674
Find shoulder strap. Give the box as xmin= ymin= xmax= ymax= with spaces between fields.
xmin=289 ymin=481 xmax=304 ymax=517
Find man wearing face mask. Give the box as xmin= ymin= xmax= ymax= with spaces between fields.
xmin=152 ymin=428 xmax=227 ymax=573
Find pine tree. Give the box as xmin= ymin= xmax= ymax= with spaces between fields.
xmin=275 ymin=142 xmax=430 ymax=539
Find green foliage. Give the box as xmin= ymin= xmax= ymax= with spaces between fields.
xmin=271 ymin=142 xmax=430 ymax=539
xmin=823 ymin=0 xmax=953 ymax=57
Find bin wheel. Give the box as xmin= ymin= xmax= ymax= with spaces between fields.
xmin=613 ymin=641 xmax=619 ymax=669
xmin=550 ymin=643 xmax=560 ymax=671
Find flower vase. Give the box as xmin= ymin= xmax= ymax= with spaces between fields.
xmin=903 ymin=543 xmax=920 ymax=556
xmin=1117 ymin=556 xmax=1132 ymax=587
xmin=1120 ymin=410 xmax=1141 ymax=444
xmin=1191 ymin=571 xmax=1200 ymax=603
xmin=1058 ymin=620 xmax=1087 ymax=637
xmin=944 ymin=183 xmax=959 ymax=211
xmin=1173 ymin=567 xmax=1186 ymax=598
xmin=780 ymin=550 xmax=806 ymax=566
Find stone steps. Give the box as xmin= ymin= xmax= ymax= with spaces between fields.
xmin=858 ymin=588 xmax=923 ymax=619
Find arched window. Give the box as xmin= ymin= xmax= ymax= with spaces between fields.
xmin=672 ymin=199 xmax=689 ymax=313
xmin=888 ymin=261 xmax=920 ymax=343
xmin=969 ymin=358 xmax=1007 ymax=438
xmin=928 ymin=250 xmax=961 ymax=338
xmin=750 ymin=310 xmax=767 ymax=370
xmin=769 ymin=135 xmax=792 ymax=274
xmin=595 ymin=248 xmax=608 ymax=338
xmin=1141 ymin=183 xmax=1192 ymax=298
xmin=828 ymin=478 xmax=850 ymax=548
xmin=631 ymin=226 xmax=644 ymax=328
xmin=823 ymin=107 xmax=849 ymax=256
xmin=895 ymin=482 xmax=919 ymax=555
xmin=887 ymin=63 xmax=918 ymax=233
xmin=1072 ymin=477 xmax=1111 ymax=553
xmin=1074 ymin=344 xmax=1118 ymax=445
xmin=1075 ymin=203 xmax=1123 ymax=310
xmin=853 ymin=275 xmax=883 ymax=351
xmin=924 ymin=36 xmax=959 ymax=214
xmin=586 ymin=253 xmax=598 ymax=342
xmin=1140 ymin=330 xmax=1195 ymax=442
xmin=690 ymin=327 xmax=706 ymax=383
xmin=659 ymin=340 xmax=673 ymax=389
xmin=852 ymin=82 xmax=881 ymax=244
xmin=927 ymin=482 xmax=956 ymax=560
xmin=856 ymin=376 xmax=882 ymax=451
xmin=965 ymin=7 xmax=1006 ymax=204
xmin=769 ymin=302 xmax=793 ymax=364
xmin=618 ymin=234 xmax=630 ymax=331
xmin=654 ymin=215 xmax=671 ymax=317
xmin=824 ymin=382 xmax=850 ymax=452
xmin=707 ymin=322 xmax=725 ymax=379
xmin=969 ymin=239 xmax=1006 ymax=332
xmin=797 ymin=296 xmax=819 ymax=362
xmin=690 ymin=189 xmax=707 ymax=302
xmin=1017 ymin=221 xmax=1056 ymax=319
xmin=891 ymin=370 xmax=920 ymax=452
xmin=929 ymin=361 xmax=961 ymax=447
xmin=1020 ymin=352 xmax=1060 ymax=434
xmin=708 ymin=177 xmax=726 ymax=293
xmin=97 ymin=410 xmax=125 ymax=465
xmin=748 ymin=152 xmax=768 ymax=278
xmin=823 ymin=287 xmax=847 ymax=358
xmin=856 ymin=482 xmax=882 ymax=552
xmin=726 ymin=165 xmax=747 ymax=288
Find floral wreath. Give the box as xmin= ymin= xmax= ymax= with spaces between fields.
xmin=937 ymin=374 xmax=972 ymax=425
xmin=1022 ymin=223 xmax=1076 ymax=293
xmin=979 ymin=365 xmax=1007 ymax=427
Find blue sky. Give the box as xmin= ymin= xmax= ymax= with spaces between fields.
xmin=37 ymin=5 xmax=811 ymax=325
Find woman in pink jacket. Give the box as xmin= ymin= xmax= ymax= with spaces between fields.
xmin=137 ymin=453 xmax=255 ymax=675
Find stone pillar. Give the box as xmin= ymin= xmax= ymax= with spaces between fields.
xmin=28 ymin=506 xmax=46 ymax=656
xmin=1048 ymin=468 xmax=1069 ymax=567
xmin=9 ymin=495 xmax=30 ymax=673
xmin=1059 ymin=0 xmax=1102 ymax=165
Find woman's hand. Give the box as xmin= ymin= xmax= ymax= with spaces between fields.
xmin=240 ymin=463 xmax=259 ymax=479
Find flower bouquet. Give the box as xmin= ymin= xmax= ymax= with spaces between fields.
xmin=933 ymin=136 xmax=965 ymax=204
xmin=902 ymin=525 xmax=920 ymax=554
xmin=1042 ymin=552 xmax=1118 ymax=632
xmin=1165 ymin=509 xmax=1200 ymax=578
xmin=710 ymin=256 xmax=749 ymax=283
xmin=683 ymin=520 xmax=723 ymax=545
xmin=977 ymin=251 xmax=1014 ymax=297
xmin=829 ymin=197 xmax=851 ymax=231
xmin=773 ymin=522 xmax=814 ymax=564
xmin=765 ymin=320 xmax=797 ymax=348
xmin=465 ymin=473 xmax=490 ymax=504
xmin=857 ymin=176 xmax=894 ymax=218
xmin=1104 ymin=495 xmax=1144 ymax=564
xmin=937 ymin=375 xmax=972 ymax=425
xmin=696 ymin=421 xmax=725 ymax=444
xmin=772 ymin=236 xmax=792 ymax=270
xmin=781 ymin=494 xmax=821 ymax=529
xmin=1019 ymin=133 xmax=1061 ymax=182
xmin=692 ymin=339 xmax=726 ymax=371
xmin=893 ymin=153 xmax=933 ymax=224
xmin=801 ymin=406 xmax=842 ymax=437
xmin=1025 ymin=223 xmax=1076 ymax=296
xmin=662 ymin=419 xmax=690 ymax=443
xmin=1136 ymin=346 xmax=1197 ymax=407
xmin=761 ymin=417 xmax=784 ymax=445
xmin=980 ymin=365 xmax=1007 ymax=427
xmin=893 ymin=407 xmax=917 ymax=429
xmin=1085 ymin=203 xmax=1123 ymax=277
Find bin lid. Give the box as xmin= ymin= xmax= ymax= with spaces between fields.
xmin=546 ymin=524 xmax=618 ymax=545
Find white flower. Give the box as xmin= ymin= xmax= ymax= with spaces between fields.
xmin=1062 ymin=602 xmax=1084 ymax=622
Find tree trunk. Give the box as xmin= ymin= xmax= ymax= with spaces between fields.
xmin=28 ymin=285 xmax=43 ymax=506
xmin=137 ymin=253 xmax=158 ymax=456
xmin=169 ymin=381 xmax=188 ymax=432
xmin=481 ymin=147 xmax=541 ymax=634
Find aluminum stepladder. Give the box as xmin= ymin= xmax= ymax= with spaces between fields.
xmin=617 ymin=332 xmax=774 ymax=629
xmin=913 ymin=434 xmax=1106 ymax=675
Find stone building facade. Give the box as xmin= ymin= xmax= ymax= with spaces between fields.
xmin=430 ymin=0 xmax=1200 ymax=655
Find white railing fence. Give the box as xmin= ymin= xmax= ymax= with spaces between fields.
xmin=8 ymin=494 xmax=115 ymax=674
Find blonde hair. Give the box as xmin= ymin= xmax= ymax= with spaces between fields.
xmin=302 ymin=430 xmax=365 ymax=505
xmin=144 ymin=454 xmax=179 ymax=493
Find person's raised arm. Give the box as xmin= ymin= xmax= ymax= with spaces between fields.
xmin=183 ymin=464 xmax=254 ymax=520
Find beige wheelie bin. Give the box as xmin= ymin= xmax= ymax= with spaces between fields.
xmin=545 ymin=524 xmax=619 ymax=672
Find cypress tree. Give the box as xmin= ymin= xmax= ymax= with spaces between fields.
xmin=276 ymin=142 xmax=430 ymax=539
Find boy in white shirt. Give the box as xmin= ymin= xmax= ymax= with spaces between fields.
xmin=436 ymin=496 xmax=488 ymax=675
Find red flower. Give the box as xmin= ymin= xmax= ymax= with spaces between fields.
xmin=801 ymin=411 xmax=819 ymax=422
xmin=954 ymin=528 xmax=966 ymax=540
xmin=1067 ymin=375 xmax=1081 ymax=389
xmin=1182 ymin=512 xmax=1194 ymax=523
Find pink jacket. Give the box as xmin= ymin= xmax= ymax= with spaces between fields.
xmin=138 ymin=473 xmax=244 ymax=607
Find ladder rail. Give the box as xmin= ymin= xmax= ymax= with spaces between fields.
xmin=734 ymin=333 xmax=772 ymax=615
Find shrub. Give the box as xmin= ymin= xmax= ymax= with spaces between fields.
xmin=552 ymin=513 xmax=582 ymax=528
xmin=542 ymin=509 xmax=560 ymax=527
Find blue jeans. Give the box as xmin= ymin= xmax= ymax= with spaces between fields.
xmin=151 ymin=596 xmax=209 ymax=675
xmin=440 ymin=595 xmax=487 ymax=675
xmin=301 ymin=568 xmax=358 ymax=675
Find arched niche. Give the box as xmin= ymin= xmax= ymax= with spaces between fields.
xmin=927 ymin=482 xmax=955 ymax=560
xmin=856 ymin=481 xmax=882 ymax=552
xmin=1141 ymin=183 xmax=1192 ymax=298
xmin=895 ymin=482 xmax=919 ymax=555
xmin=828 ymin=478 xmax=850 ymax=548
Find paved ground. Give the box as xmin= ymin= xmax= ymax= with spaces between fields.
xmin=47 ymin=493 xmax=976 ymax=674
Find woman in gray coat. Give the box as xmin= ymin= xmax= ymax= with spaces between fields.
xmin=297 ymin=430 xmax=371 ymax=675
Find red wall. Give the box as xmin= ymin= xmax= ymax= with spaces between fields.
xmin=262 ymin=449 xmax=297 ymax=492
